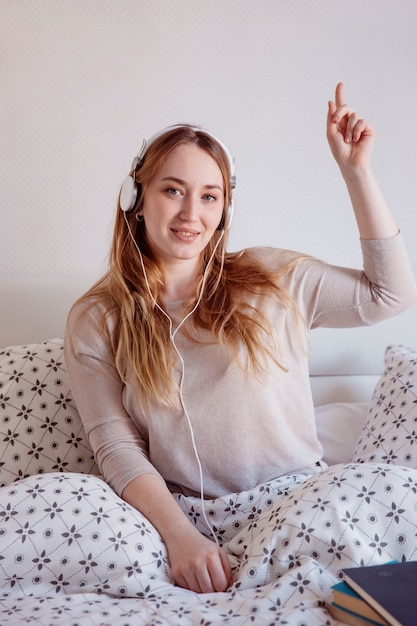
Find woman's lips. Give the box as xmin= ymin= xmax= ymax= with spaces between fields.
xmin=171 ymin=228 xmax=200 ymax=241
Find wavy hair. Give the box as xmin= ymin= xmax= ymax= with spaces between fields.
xmin=78 ymin=125 xmax=307 ymax=407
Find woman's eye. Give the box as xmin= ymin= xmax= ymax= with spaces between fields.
xmin=166 ymin=188 xmax=180 ymax=195
xmin=203 ymin=194 xmax=216 ymax=202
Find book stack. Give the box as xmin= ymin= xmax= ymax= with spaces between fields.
xmin=327 ymin=561 xmax=417 ymax=626
xmin=328 ymin=580 xmax=389 ymax=625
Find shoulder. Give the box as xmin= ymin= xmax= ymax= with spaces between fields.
xmin=237 ymin=246 xmax=315 ymax=271
xmin=66 ymin=290 xmax=117 ymax=353
xmin=67 ymin=293 xmax=112 ymax=327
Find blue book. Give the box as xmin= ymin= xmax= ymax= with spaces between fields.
xmin=331 ymin=581 xmax=389 ymax=625
xmin=327 ymin=601 xmax=389 ymax=626
xmin=343 ymin=561 xmax=417 ymax=626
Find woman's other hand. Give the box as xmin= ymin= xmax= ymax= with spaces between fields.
xmin=166 ymin=525 xmax=233 ymax=593
xmin=327 ymin=82 xmax=376 ymax=171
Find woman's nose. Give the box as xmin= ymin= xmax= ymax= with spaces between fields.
xmin=179 ymin=195 xmax=198 ymax=221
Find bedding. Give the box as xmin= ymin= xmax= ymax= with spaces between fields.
xmin=0 ymin=339 xmax=416 ymax=625
xmin=352 ymin=343 xmax=417 ymax=466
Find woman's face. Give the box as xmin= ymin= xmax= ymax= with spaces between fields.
xmin=139 ymin=143 xmax=225 ymax=270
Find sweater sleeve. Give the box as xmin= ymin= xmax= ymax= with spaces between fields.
xmin=299 ymin=232 xmax=417 ymax=329
xmin=64 ymin=299 xmax=163 ymax=496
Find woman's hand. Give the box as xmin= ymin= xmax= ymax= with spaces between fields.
xmin=122 ymin=473 xmax=233 ymax=594
xmin=327 ymin=82 xmax=376 ymax=171
xmin=325 ymin=82 xmax=398 ymax=239
xmin=166 ymin=525 xmax=233 ymax=593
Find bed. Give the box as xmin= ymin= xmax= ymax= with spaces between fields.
xmin=0 ymin=278 xmax=416 ymax=625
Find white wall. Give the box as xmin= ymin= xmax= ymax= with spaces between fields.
xmin=1 ymin=0 xmax=416 ymax=371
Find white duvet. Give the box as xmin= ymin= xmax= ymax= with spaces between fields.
xmin=0 ymin=462 xmax=416 ymax=625
xmin=1 ymin=341 xmax=416 ymax=624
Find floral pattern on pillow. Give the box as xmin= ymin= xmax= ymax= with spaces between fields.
xmin=352 ymin=344 xmax=417 ymax=466
xmin=0 ymin=338 xmax=98 ymax=486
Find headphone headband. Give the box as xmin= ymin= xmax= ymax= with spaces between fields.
xmin=119 ymin=125 xmax=236 ymax=228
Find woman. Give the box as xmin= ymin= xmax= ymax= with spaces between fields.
xmin=64 ymin=83 xmax=417 ymax=595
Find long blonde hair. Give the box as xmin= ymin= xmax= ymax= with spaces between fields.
xmin=78 ymin=125 xmax=306 ymax=407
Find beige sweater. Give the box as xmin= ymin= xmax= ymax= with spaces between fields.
xmin=64 ymin=235 xmax=417 ymax=499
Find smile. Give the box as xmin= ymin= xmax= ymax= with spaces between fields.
xmin=172 ymin=229 xmax=199 ymax=239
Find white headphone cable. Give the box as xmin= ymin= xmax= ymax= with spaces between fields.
xmin=124 ymin=213 xmax=223 ymax=545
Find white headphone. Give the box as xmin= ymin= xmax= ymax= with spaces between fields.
xmin=119 ymin=124 xmax=236 ymax=229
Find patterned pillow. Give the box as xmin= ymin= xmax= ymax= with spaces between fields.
xmin=0 ymin=338 xmax=99 ymax=486
xmin=352 ymin=344 xmax=417 ymax=466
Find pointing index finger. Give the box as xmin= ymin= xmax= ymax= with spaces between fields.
xmin=335 ymin=82 xmax=345 ymax=107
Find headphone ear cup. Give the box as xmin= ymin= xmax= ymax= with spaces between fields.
xmin=119 ymin=175 xmax=139 ymax=213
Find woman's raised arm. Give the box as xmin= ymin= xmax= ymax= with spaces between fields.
xmin=326 ymin=82 xmax=398 ymax=240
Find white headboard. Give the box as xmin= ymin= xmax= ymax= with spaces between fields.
xmin=1 ymin=276 xmax=416 ymax=406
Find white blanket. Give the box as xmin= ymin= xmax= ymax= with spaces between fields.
xmin=0 ymin=462 xmax=416 ymax=625
xmin=1 ymin=341 xmax=416 ymax=624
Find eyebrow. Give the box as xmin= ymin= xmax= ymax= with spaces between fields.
xmin=161 ymin=176 xmax=223 ymax=191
